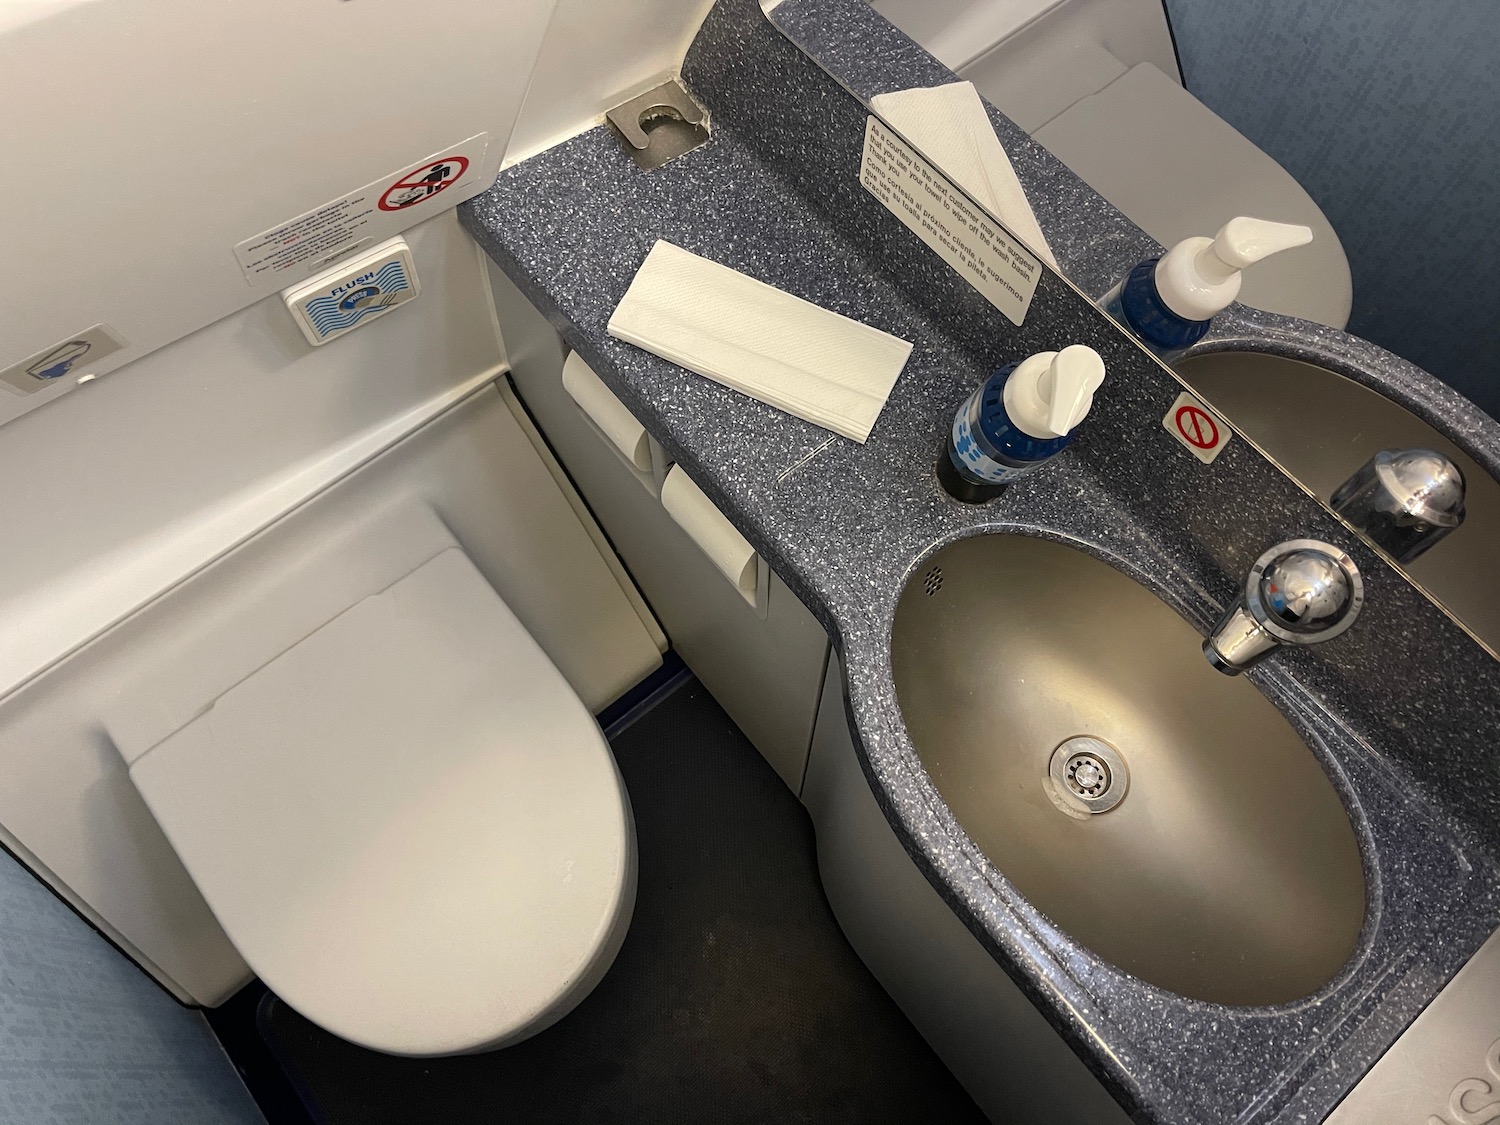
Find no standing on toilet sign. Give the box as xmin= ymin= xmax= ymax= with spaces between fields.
xmin=233 ymin=134 xmax=489 ymax=289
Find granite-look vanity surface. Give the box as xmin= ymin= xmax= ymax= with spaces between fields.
xmin=461 ymin=0 xmax=1500 ymax=1120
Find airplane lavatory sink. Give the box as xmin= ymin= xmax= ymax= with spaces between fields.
xmin=891 ymin=534 xmax=1366 ymax=1007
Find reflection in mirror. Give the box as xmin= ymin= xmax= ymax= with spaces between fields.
xmin=764 ymin=0 xmax=1500 ymax=659
xmin=1175 ymin=352 xmax=1500 ymax=654
xmin=866 ymin=0 xmax=1353 ymax=329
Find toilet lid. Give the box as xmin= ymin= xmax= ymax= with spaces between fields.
xmin=128 ymin=547 xmax=634 ymax=1056
xmin=1034 ymin=63 xmax=1353 ymax=330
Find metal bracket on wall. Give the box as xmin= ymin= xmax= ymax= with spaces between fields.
xmin=606 ymin=80 xmax=710 ymax=171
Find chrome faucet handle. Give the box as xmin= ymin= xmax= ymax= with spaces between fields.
xmin=1330 ymin=448 xmax=1465 ymax=564
xmin=1204 ymin=539 xmax=1364 ymax=675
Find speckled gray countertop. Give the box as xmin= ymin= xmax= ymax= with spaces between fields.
xmin=461 ymin=0 xmax=1500 ymax=1120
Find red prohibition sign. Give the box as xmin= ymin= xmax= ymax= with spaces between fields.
xmin=378 ymin=156 xmax=471 ymax=211
xmin=1174 ymin=404 xmax=1219 ymax=449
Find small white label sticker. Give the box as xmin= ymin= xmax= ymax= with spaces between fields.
xmin=234 ymin=134 xmax=489 ymax=288
xmin=1163 ymin=390 xmax=1230 ymax=463
xmin=859 ymin=116 xmax=1041 ymax=326
xmin=1 ymin=324 xmax=127 ymax=395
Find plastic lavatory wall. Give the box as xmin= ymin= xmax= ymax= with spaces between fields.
xmin=0 ymin=0 xmax=559 ymax=426
xmin=504 ymin=0 xmax=717 ymax=166
xmin=0 ymin=0 xmax=715 ymax=1003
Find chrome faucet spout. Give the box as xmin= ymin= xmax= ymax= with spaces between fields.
xmin=1204 ymin=540 xmax=1364 ymax=674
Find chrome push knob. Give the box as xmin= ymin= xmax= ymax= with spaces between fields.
xmin=1330 ymin=448 xmax=1465 ymax=564
xmin=1204 ymin=540 xmax=1364 ymax=674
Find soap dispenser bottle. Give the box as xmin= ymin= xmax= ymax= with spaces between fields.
xmin=1101 ymin=217 xmax=1313 ymax=359
xmin=938 ymin=344 xmax=1107 ymax=503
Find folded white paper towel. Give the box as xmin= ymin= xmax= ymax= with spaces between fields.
xmin=660 ymin=465 xmax=758 ymax=599
xmin=607 ymin=241 xmax=912 ymax=444
xmin=869 ymin=81 xmax=1058 ymax=270
xmin=561 ymin=351 xmax=653 ymax=471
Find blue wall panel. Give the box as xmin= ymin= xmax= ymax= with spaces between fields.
xmin=0 ymin=852 xmax=264 ymax=1125
xmin=1163 ymin=0 xmax=1500 ymax=417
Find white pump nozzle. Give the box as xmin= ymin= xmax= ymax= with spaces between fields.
xmin=1002 ymin=344 xmax=1107 ymax=440
xmin=1154 ymin=216 xmax=1313 ymax=322
xmin=1206 ymin=217 xmax=1314 ymax=271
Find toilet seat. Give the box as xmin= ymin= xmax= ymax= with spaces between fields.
xmin=126 ymin=546 xmax=636 ymax=1056
xmin=1032 ymin=63 xmax=1353 ymax=329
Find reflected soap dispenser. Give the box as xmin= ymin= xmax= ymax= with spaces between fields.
xmin=1101 ymin=217 xmax=1313 ymax=359
xmin=938 ymin=344 xmax=1107 ymax=503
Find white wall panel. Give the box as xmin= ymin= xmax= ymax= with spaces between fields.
xmin=0 ymin=0 xmax=557 ymax=425
xmin=0 ymin=212 xmax=500 ymax=700
xmin=504 ymin=0 xmax=716 ymax=167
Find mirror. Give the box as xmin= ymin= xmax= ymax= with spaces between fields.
xmin=763 ymin=0 xmax=1500 ymax=657
xmin=1174 ymin=352 xmax=1500 ymax=653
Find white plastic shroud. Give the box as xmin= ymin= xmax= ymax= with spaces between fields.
xmin=281 ymin=237 xmax=422 ymax=347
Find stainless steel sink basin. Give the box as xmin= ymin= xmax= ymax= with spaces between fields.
xmin=891 ymin=534 xmax=1366 ymax=1007
xmin=1175 ymin=351 xmax=1500 ymax=653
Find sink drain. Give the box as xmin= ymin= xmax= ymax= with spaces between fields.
xmin=1047 ymin=737 xmax=1128 ymax=815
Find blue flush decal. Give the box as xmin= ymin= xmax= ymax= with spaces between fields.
xmin=282 ymin=236 xmax=421 ymax=347
xmin=305 ymin=260 xmax=412 ymax=338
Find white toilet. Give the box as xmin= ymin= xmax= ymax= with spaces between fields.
xmin=115 ymin=543 xmax=637 ymax=1057
xmin=871 ymin=0 xmax=1354 ymax=328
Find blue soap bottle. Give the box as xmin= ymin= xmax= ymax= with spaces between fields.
xmin=938 ymin=345 xmax=1107 ymax=504
xmin=1100 ymin=217 xmax=1312 ymax=360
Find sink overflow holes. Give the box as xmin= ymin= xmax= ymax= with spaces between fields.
xmin=1047 ymin=736 xmax=1128 ymax=816
xmin=922 ymin=566 xmax=943 ymax=596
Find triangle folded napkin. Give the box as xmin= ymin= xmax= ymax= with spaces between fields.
xmin=869 ymin=81 xmax=1057 ymax=270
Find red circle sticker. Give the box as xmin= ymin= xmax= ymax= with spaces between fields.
xmin=1174 ymin=404 xmax=1220 ymax=449
xmin=378 ymin=157 xmax=471 ymax=211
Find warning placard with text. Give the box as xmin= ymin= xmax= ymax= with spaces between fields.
xmin=858 ymin=116 xmax=1041 ymax=326
xmin=233 ymin=134 xmax=489 ymax=288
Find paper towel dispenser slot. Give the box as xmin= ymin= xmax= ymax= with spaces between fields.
xmin=561 ymin=351 xmax=663 ymax=494
xmin=660 ymin=465 xmax=767 ymax=615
